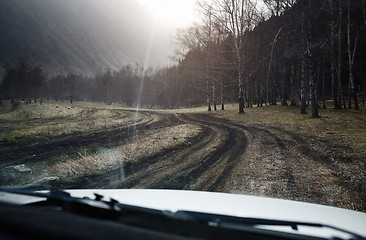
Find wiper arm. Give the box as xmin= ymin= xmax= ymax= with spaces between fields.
xmin=0 ymin=186 xmax=121 ymax=219
xmin=0 ymin=186 xmax=165 ymax=222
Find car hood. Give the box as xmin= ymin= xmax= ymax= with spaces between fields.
xmin=65 ymin=189 xmax=366 ymax=238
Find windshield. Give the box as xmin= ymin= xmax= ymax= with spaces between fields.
xmin=0 ymin=0 xmax=365 ymax=215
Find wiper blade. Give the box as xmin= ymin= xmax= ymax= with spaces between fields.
xmin=176 ymin=210 xmax=323 ymax=229
xmin=0 ymin=188 xmax=364 ymax=240
xmin=175 ymin=211 xmax=366 ymax=240
xmin=0 ymin=186 xmax=121 ymax=219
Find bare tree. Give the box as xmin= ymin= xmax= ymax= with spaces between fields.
xmin=337 ymin=0 xmax=346 ymax=109
xmin=306 ymin=0 xmax=319 ymax=118
xmin=300 ymin=9 xmax=307 ymax=114
xmin=265 ymin=27 xmax=282 ymax=105
xmin=362 ymin=0 xmax=366 ymax=26
xmin=263 ymin=0 xmax=296 ymax=16
xmin=346 ymin=0 xmax=359 ymax=109
xmin=329 ymin=0 xmax=340 ymax=109
xmin=210 ymin=0 xmax=259 ymax=113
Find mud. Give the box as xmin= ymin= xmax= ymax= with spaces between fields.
xmin=1 ymin=111 xmax=365 ymax=212
xmin=0 ymin=111 xmax=175 ymax=166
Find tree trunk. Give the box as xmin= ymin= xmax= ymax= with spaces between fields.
xmin=330 ymin=0 xmax=340 ymax=109
xmin=238 ymin=57 xmax=244 ymax=113
xmin=347 ymin=0 xmax=359 ymax=110
xmin=337 ymin=0 xmax=345 ymax=109
xmin=322 ymin=56 xmax=326 ymax=109
xmin=362 ymin=0 xmax=366 ymax=27
xmin=300 ymin=58 xmax=307 ymax=114
xmin=307 ymin=0 xmax=319 ymax=118
xmin=239 ymin=85 xmax=244 ymax=113
xmin=220 ymin=74 xmax=224 ymax=110
xmin=246 ymin=79 xmax=250 ymax=108
xmin=207 ymin=78 xmax=211 ymax=111
xmin=290 ymin=62 xmax=297 ymax=106
xmin=213 ymin=84 xmax=217 ymax=111
xmin=308 ymin=56 xmax=319 ymax=118
xmin=300 ymin=10 xmax=306 ymax=114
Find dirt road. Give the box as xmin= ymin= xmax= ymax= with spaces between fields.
xmin=1 ymin=110 xmax=365 ymax=212
xmin=63 ymin=112 xmax=365 ymax=212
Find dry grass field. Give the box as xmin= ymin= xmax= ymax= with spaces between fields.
xmin=1 ymin=100 xmax=365 ymax=212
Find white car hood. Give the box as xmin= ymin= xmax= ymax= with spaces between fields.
xmin=66 ymin=189 xmax=366 ymax=239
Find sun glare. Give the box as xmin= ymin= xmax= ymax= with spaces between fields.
xmin=137 ymin=0 xmax=197 ymax=27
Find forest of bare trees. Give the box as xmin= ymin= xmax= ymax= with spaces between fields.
xmin=176 ymin=0 xmax=366 ymax=115
xmin=0 ymin=62 xmax=187 ymax=108
xmin=1 ymin=0 xmax=365 ymax=114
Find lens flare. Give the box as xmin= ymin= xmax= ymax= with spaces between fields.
xmin=137 ymin=0 xmax=197 ymax=27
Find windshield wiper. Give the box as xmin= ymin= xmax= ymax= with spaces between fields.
xmin=0 ymin=187 xmax=364 ymax=240
xmin=173 ymin=210 xmax=366 ymax=240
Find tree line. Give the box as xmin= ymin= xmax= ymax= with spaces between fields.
xmin=1 ymin=0 xmax=365 ymax=115
xmin=0 ymin=60 xmax=195 ymax=108
xmin=176 ymin=0 xmax=366 ymax=116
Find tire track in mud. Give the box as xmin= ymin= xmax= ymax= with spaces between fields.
xmin=1 ymin=107 xmax=99 ymax=127
xmin=56 ymin=111 xmax=366 ymax=211
xmin=0 ymin=111 xmax=175 ymax=167
xmin=5 ymin=107 xmax=363 ymax=211
xmin=67 ymin=113 xmax=249 ymax=193
xmin=264 ymin=126 xmax=366 ymax=211
xmin=143 ymin=113 xmax=247 ymax=192
xmin=206 ymin=117 xmax=323 ymax=200
xmin=217 ymin=119 xmax=366 ymax=211
xmin=169 ymin=114 xmax=365 ymax=211
xmin=68 ymin=124 xmax=214 ymax=189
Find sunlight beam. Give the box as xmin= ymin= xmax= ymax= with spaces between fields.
xmin=137 ymin=0 xmax=197 ymax=27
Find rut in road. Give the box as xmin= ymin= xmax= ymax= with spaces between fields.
xmin=207 ymin=116 xmax=366 ymax=211
xmin=143 ymin=114 xmax=247 ymax=191
xmin=0 ymin=111 xmax=178 ymax=167
xmin=68 ymin=113 xmax=249 ymax=193
xmin=68 ymin=124 xmax=213 ymax=189
xmin=56 ymin=112 xmax=365 ymax=212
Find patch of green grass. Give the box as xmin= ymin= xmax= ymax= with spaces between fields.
xmin=0 ymin=135 xmax=17 ymax=143
xmin=101 ymin=139 xmax=130 ymax=148
xmin=49 ymin=155 xmax=68 ymax=163
xmin=0 ymin=101 xmax=155 ymax=144
xmin=80 ymin=166 xmax=116 ymax=177
xmin=56 ymin=176 xmax=71 ymax=183
xmin=0 ymin=118 xmax=36 ymax=123
xmin=74 ymin=147 xmax=96 ymax=154
xmin=110 ymin=109 xmax=134 ymax=119
xmin=0 ymin=131 xmax=56 ymax=144
xmin=32 ymin=160 xmax=49 ymax=167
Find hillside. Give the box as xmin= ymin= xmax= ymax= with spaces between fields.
xmin=0 ymin=0 xmax=174 ymax=75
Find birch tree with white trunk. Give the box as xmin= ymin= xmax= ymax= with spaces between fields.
xmin=211 ymin=0 xmax=259 ymax=113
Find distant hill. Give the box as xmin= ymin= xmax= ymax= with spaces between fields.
xmin=0 ymin=0 xmax=175 ymax=75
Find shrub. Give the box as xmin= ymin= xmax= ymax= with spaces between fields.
xmin=11 ymin=100 xmax=20 ymax=109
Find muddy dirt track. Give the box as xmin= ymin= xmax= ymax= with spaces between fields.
xmin=1 ymin=111 xmax=365 ymax=212
xmin=0 ymin=111 xmax=172 ymax=166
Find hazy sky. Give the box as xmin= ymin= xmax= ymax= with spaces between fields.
xmin=136 ymin=0 xmax=198 ymax=27
xmin=0 ymin=0 xmax=206 ymax=73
